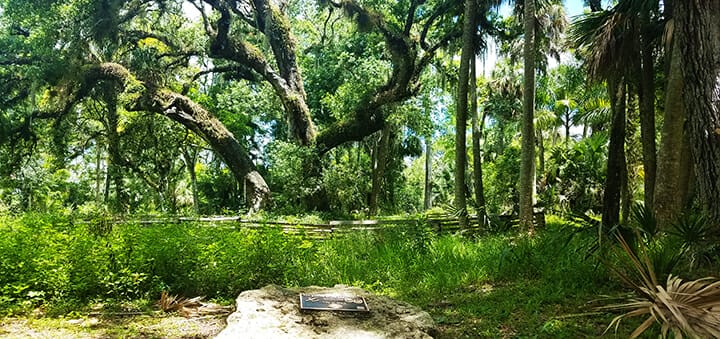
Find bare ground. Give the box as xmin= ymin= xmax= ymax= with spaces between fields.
xmin=0 ymin=314 xmax=226 ymax=339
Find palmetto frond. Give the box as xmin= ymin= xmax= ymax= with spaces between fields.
xmin=534 ymin=108 xmax=556 ymax=131
xmin=536 ymin=2 xmax=567 ymax=64
xmin=157 ymin=291 xmax=232 ymax=317
xmin=575 ymin=96 xmax=610 ymax=127
xmin=569 ymin=8 xmax=639 ymax=80
xmin=600 ymin=235 xmax=720 ymax=338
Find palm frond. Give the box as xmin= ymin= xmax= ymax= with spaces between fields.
xmin=599 ymin=234 xmax=720 ymax=338
xmin=569 ymin=6 xmax=640 ymax=80
xmin=157 ymin=291 xmax=232 ymax=317
xmin=630 ymin=203 xmax=657 ymax=241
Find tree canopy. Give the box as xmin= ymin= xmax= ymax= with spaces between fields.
xmin=1 ymin=0 xmax=718 ymax=227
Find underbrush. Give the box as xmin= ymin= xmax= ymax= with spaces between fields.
xmin=0 ymin=212 xmax=667 ymax=336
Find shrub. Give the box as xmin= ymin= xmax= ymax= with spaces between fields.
xmin=601 ymin=234 xmax=720 ymax=338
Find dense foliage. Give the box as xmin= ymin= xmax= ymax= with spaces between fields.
xmin=0 ymin=214 xmax=619 ymax=335
xmin=2 ymin=0 xmax=720 ymax=336
xmin=0 ymin=0 xmax=717 ymax=226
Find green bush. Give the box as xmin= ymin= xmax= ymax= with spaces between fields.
xmin=0 ymin=213 xmax=615 ymax=317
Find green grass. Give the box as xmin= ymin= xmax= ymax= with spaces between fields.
xmin=0 ymin=213 xmax=666 ymax=337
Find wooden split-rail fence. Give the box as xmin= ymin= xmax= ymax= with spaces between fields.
xmin=83 ymin=211 xmax=545 ymax=240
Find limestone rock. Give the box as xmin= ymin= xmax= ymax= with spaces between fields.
xmin=214 ymin=284 xmax=437 ymax=339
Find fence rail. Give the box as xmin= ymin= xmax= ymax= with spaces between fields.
xmin=79 ymin=211 xmax=545 ymax=239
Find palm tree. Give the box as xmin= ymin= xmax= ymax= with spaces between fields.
xmin=519 ymin=0 xmax=537 ymax=232
xmin=571 ymin=4 xmax=639 ymax=227
xmin=455 ymin=0 xmax=478 ymax=228
xmin=500 ymin=0 xmax=567 ymax=231
xmin=654 ymin=30 xmax=692 ymax=230
xmin=471 ymin=57 xmax=487 ymax=224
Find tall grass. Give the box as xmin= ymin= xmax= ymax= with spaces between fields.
xmin=0 ymin=213 xmax=614 ymax=318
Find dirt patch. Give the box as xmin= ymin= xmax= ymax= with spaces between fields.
xmin=0 ymin=314 xmax=226 ymax=339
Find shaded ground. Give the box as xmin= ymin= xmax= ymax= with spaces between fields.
xmin=0 ymin=314 xmax=225 ymax=339
xmin=0 ymin=281 xmax=639 ymax=339
xmin=405 ymin=280 xmax=642 ymax=338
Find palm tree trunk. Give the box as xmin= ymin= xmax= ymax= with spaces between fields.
xmin=424 ymin=136 xmax=433 ymax=210
xmin=454 ymin=0 xmax=476 ymax=228
xmin=602 ymin=76 xmax=627 ymax=227
xmin=621 ymin=91 xmax=637 ymax=224
xmin=638 ymin=14 xmax=657 ymax=212
xmin=655 ymin=37 xmax=690 ymax=229
xmin=519 ymin=0 xmax=537 ymax=232
xmin=537 ymin=129 xmax=545 ymax=186
xmin=471 ymin=57 xmax=486 ymax=225
xmin=676 ymin=0 xmax=720 ymax=224
xmin=565 ymin=108 xmax=571 ymax=145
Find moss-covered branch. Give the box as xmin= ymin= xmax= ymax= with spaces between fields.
xmin=77 ymin=62 xmax=270 ymax=211
xmin=205 ymin=0 xmax=316 ymax=146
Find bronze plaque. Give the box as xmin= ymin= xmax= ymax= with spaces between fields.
xmin=299 ymin=293 xmax=369 ymax=312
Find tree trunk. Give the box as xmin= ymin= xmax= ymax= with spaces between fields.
xmin=149 ymin=90 xmax=270 ymax=212
xmin=638 ymin=15 xmax=657 ymax=212
xmin=95 ymin=138 xmax=103 ymax=204
xmin=655 ymin=36 xmax=690 ymax=229
xmin=602 ymin=77 xmax=627 ymax=227
xmin=621 ymin=91 xmax=637 ymax=224
xmin=454 ymin=0 xmax=476 ymax=228
xmin=519 ymin=0 xmax=536 ymax=232
xmin=676 ymin=0 xmax=720 ymax=224
xmin=104 ymin=92 xmax=127 ymax=213
xmin=104 ymin=151 xmax=111 ymax=203
xmin=424 ymin=136 xmax=433 ymax=210
xmin=182 ymin=147 xmax=200 ymax=214
xmin=471 ymin=57 xmax=486 ymax=222
xmin=369 ymin=125 xmax=391 ymax=216
xmin=564 ymin=108 xmax=571 ymax=145
xmin=537 ymin=129 xmax=545 ymax=185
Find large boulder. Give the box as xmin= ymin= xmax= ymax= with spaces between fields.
xmin=214 ymin=284 xmax=437 ymax=339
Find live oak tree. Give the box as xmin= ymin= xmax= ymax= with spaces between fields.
xmin=0 ymin=0 xmax=475 ymax=211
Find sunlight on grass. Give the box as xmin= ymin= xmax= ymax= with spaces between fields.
xmin=0 ymin=214 xmax=673 ymax=337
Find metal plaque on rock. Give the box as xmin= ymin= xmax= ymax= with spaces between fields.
xmin=299 ymin=293 xmax=369 ymax=312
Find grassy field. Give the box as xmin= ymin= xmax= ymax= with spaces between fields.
xmin=0 ymin=213 xmax=660 ymax=337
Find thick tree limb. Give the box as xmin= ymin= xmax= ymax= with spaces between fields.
xmin=203 ymin=0 xmax=460 ymax=155
xmin=404 ymin=0 xmax=421 ymax=36
xmin=206 ymin=0 xmax=317 ymax=145
xmin=78 ymin=62 xmax=270 ymax=211
xmin=419 ymin=0 xmax=462 ymax=50
xmin=315 ymin=0 xmax=420 ymax=154
xmin=11 ymin=25 xmax=30 ymax=37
